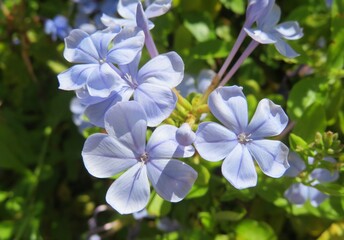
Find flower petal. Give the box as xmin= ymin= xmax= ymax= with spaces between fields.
xmin=246 ymin=98 xmax=288 ymax=138
xmin=134 ymin=83 xmax=177 ymax=127
xmin=63 ymin=29 xmax=100 ymax=63
xmin=244 ymin=27 xmax=277 ymax=44
xmin=106 ymin=163 xmax=150 ymax=214
xmin=247 ymin=139 xmax=289 ymax=178
xmin=208 ymin=86 xmax=248 ymax=133
xmin=58 ymin=64 xmax=97 ymax=91
xmin=84 ymin=92 xmax=124 ymax=128
xmin=107 ymin=27 xmax=145 ymax=65
xmin=284 ymin=152 xmax=306 ymax=177
xmin=86 ymin=63 xmax=123 ymax=98
xmin=104 ymin=101 xmax=147 ymax=154
xmin=245 ymin=0 xmax=275 ymax=26
xmin=176 ymin=123 xmax=196 ymax=146
xmin=194 ymin=122 xmax=238 ymax=162
xmin=147 ymin=159 xmax=197 ymax=202
xmin=258 ymin=4 xmax=281 ymax=30
xmin=137 ymin=52 xmax=184 ymax=88
xmin=284 ymin=183 xmax=308 ymax=205
xmin=275 ymin=21 xmax=303 ymax=40
xmin=222 ymin=144 xmax=257 ymax=189
xmin=90 ymin=31 xmax=117 ymax=59
xmin=101 ymin=13 xmax=136 ymax=28
xmin=274 ymin=39 xmax=300 ymax=58
xmin=117 ymin=0 xmax=138 ymax=19
xmin=311 ymin=168 xmax=339 ymax=183
xmin=144 ymin=0 xmax=172 ymax=18
xmin=82 ymin=133 xmax=137 ymax=178
xmin=146 ymin=125 xmax=195 ymax=158
xmin=308 ymin=187 xmax=328 ymax=207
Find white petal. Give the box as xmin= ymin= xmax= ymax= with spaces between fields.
xmin=104 ymin=101 xmax=147 ymax=154
xmin=208 ymin=86 xmax=248 ymax=133
xmin=137 ymin=52 xmax=184 ymax=88
xmin=247 ymin=140 xmax=289 ymax=178
xmin=134 ymin=84 xmax=177 ymax=127
xmin=145 ymin=0 xmax=172 ymax=18
xmin=106 ymin=163 xmax=150 ymax=214
xmin=275 ymin=21 xmax=303 ymax=40
xmin=147 ymin=125 xmax=194 ymax=158
xmin=82 ymin=134 xmax=137 ymax=178
xmin=194 ymin=122 xmax=238 ymax=162
xmin=63 ymin=29 xmax=100 ymax=63
xmin=147 ymin=159 xmax=197 ymax=202
xmin=246 ymin=98 xmax=288 ymax=138
xmin=274 ymin=39 xmax=300 ymax=58
xmin=58 ymin=64 xmax=97 ymax=91
xmin=222 ymin=144 xmax=258 ymax=189
xmin=244 ymin=27 xmax=277 ymax=44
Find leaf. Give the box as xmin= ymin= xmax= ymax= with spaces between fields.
xmin=293 ymin=103 xmax=327 ymax=142
xmin=147 ymin=192 xmax=171 ymax=217
xmin=184 ymin=12 xmax=216 ymax=42
xmin=287 ymin=77 xmax=327 ymax=121
xmin=235 ymin=219 xmax=277 ymax=240
xmin=314 ymin=183 xmax=344 ymax=197
xmin=215 ymin=207 xmax=246 ymax=222
xmin=219 ymin=0 xmax=245 ymax=14
xmin=289 ymin=133 xmax=308 ymax=152
xmin=190 ymin=39 xmax=232 ymax=59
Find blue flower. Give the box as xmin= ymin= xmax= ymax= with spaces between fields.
xmin=244 ymin=4 xmax=303 ymax=58
xmin=44 ymin=15 xmax=71 ymax=41
xmin=70 ymin=97 xmax=93 ymax=133
xmin=57 ymin=27 xmax=144 ymax=98
xmin=245 ymin=0 xmax=275 ymax=27
xmin=284 ymin=152 xmax=339 ymax=207
xmin=80 ymin=51 xmax=184 ymax=127
xmin=101 ymin=0 xmax=171 ymax=29
xmin=194 ymin=86 xmax=289 ymax=189
xmin=82 ymin=101 xmax=197 ymax=214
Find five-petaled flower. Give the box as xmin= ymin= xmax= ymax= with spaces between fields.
xmin=194 ymin=86 xmax=290 ymax=189
xmin=82 ymin=101 xmax=197 ymax=214
xmin=57 ymin=27 xmax=144 ymax=98
xmin=244 ymin=3 xmax=303 ymax=58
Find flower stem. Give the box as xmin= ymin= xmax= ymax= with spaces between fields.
xmin=219 ymin=40 xmax=259 ymax=87
xmin=217 ymin=28 xmax=247 ymax=79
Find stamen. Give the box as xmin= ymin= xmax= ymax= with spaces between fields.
xmin=124 ymin=73 xmax=138 ymax=89
xmin=237 ymin=133 xmax=252 ymax=144
xmin=139 ymin=152 xmax=149 ymax=164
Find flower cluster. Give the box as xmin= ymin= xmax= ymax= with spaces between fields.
xmin=55 ymin=0 xmax=338 ymax=217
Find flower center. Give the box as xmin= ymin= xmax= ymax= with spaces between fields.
xmin=99 ymin=58 xmax=106 ymax=64
xmin=237 ymin=133 xmax=252 ymax=144
xmin=124 ymin=73 xmax=138 ymax=89
xmin=139 ymin=152 xmax=149 ymax=164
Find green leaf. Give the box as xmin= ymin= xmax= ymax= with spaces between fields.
xmin=287 ymin=77 xmax=327 ymax=121
xmin=289 ymin=133 xmax=309 ymax=152
xmin=184 ymin=12 xmax=216 ymax=42
xmin=215 ymin=207 xmax=246 ymax=222
xmin=190 ymin=39 xmax=232 ymax=59
xmin=235 ymin=219 xmax=277 ymax=240
xmin=293 ymin=103 xmax=327 ymax=142
xmin=147 ymin=192 xmax=171 ymax=217
xmin=219 ymin=0 xmax=245 ymax=14
xmin=314 ymin=183 xmax=344 ymax=196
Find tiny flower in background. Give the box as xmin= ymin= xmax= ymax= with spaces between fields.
xmin=194 ymin=86 xmax=289 ymax=189
xmin=101 ymin=0 xmax=171 ymax=29
xmin=177 ymin=69 xmax=215 ymax=97
xmin=57 ymin=27 xmax=144 ymax=98
xmin=70 ymin=97 xmax=93 ymax=133
xmin=81 ymin=51 xmax=184 ymax=127
xmin=44 ymin=15 xmax=71 ymax=41
xmin=284 ymin=152 xmax=339 ymax=207
xmin=82 ymin=101 xmax=197 ymax=214
xmin=244 ymin=4 xmax=303 ymax=58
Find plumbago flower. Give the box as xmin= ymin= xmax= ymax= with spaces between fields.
xmin=57 ymin=27 xmax=144 ymax=98
xmin=194 ymin=86 xmax=290 ymax=189
xmin=80 ymin=51 xmax=184 ymax=127
xmin=82 ymin=101 xmax=197 ymax=214
xmin=101 ymin=0 xmax=171 ymax=29
xmin=244 ymin=4 xmax=303 ymax=58
xmin=284 ymin=152 xmax=339 ymax=207
xmin=44 ymin=15 xmax=71 ymax=41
